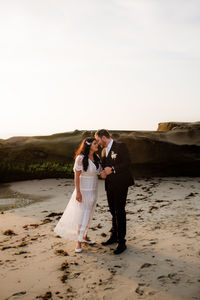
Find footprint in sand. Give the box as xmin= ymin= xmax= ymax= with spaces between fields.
xmin=157 ymin=273 xmax=181 ymax=285
xmin=136 ymin=262 xmax=157 ymax=281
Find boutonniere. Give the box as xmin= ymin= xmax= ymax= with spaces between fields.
xmin=111 ymin=151 xmax=117 ymax=160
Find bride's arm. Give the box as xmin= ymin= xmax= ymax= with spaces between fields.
xmin=73 ymin=155 xmax=84 ymax=202
xmin=74 ymin=170 xmax=82 ymax=202
xmin=97 ymin=161 xmax=107 ymax=179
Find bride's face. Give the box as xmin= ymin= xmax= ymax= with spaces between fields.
xmin=90 ymin=140 xmax=99 ymax=152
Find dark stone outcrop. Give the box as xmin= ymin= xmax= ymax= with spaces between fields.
xmin=0 ymin=123 xmax=200 ymax=182
xmin=157 ymin=121 xmax=200 ymax=132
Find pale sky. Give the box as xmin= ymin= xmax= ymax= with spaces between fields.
xmin=0 ymin=0 xmax=200 ymax=139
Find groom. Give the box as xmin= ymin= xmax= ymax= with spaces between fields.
xmin=95 ymin=129 xmax=134 ymax=254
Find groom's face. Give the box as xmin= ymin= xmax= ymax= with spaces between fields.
xmin=95 ymin=135 xmax=107 ymax=148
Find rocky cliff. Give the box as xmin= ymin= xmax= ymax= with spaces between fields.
xmin=0 ymin=123 xmax=200 ymax=182
xmin=157 ymin=121 xmax=200 ymax=131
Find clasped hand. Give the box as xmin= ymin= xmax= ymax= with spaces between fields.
xmin=100 ymin=167 xmax=112 ymax=179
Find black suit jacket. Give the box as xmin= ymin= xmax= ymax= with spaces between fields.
xmin=101 ymin=141 xmax=134 ymax=191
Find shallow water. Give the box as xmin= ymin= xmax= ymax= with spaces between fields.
xmin=0 ymin=184 xmax=50 ymax=211
xmin=0 ymin=197 xmax=37 ymax=211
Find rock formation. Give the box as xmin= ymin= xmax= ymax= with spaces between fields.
xmin=0 ymin=122 xmax=200 ymax=182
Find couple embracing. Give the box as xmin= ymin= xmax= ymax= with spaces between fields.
xmin=54 ymin=129 xmax=134 ymax=255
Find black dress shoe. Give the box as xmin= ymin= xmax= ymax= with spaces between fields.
xmin=101 ymin=236 xmax=117 ymax=246
xmin=113 ymin=243 xmax=127 ymax=254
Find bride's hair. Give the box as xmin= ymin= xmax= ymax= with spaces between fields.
xmin=74 ymin=137 xmax=100 ymax=171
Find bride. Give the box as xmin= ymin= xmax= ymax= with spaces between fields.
xmin=54 ymin=137 xmax=105 ymax=253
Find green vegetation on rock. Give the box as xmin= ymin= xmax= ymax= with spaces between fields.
xmin=0 ymin=161 xmax=74 ymax=182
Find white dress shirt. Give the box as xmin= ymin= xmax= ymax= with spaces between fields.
xmin=106 ymin=139 xmax=113 ymax=157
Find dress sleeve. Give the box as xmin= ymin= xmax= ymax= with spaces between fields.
xmin=73 ymin=155 xmax=83 ymax=172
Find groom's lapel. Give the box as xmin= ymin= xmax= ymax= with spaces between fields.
xmin=107 ymin=140 xmax=117 ymax=159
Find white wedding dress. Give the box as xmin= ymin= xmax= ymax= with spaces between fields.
xmin=54 ymin=154 xmax=101 ymax=242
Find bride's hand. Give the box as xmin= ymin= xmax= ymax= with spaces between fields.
xmin=76 ymin=191 xmax=82 ymax=202
xmin=100 ymin=171 xmax=107 ymax=179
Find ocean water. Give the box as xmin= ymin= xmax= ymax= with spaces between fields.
xmin=0 ymin=197 xmax=36 ymax=211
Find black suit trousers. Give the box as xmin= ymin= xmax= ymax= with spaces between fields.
xmin=106 ymin=185 xmax=128 ymax=244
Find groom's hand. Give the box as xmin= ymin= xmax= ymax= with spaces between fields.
xmin=104 ymin=167 xmax=112 ymax=175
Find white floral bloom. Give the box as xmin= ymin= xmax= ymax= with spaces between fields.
xmin=111 ymin=151 xmax=117 ymax=159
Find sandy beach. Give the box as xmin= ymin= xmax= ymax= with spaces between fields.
xmin=0 ymin=177 xmax=200 ymax=300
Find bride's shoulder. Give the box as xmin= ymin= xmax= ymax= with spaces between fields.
xmin=75 ymin=154 xmax=84 ymax=161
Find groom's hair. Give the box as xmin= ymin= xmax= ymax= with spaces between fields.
xmin=95 ymin=129 xmax=110 ymax=139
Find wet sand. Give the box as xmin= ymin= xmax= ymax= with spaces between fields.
xmin=0 ymin=177 xmax=200 ymax=300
